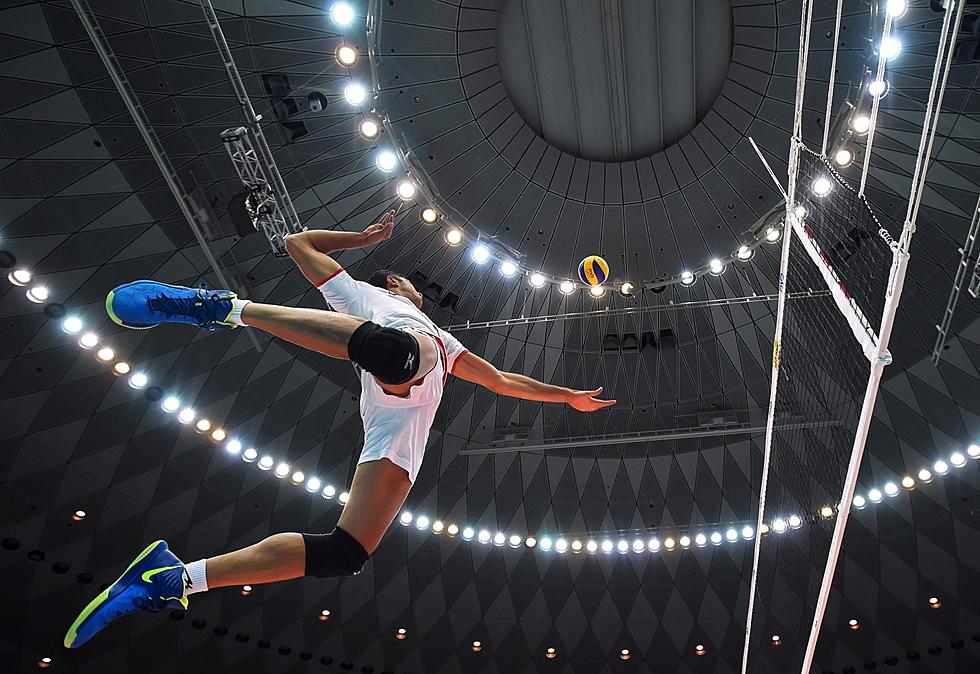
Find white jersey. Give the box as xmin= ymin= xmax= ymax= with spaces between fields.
xmin=317 ymin=269 xmax=468 ymax=482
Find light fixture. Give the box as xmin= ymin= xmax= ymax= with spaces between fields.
xmin=61 ymin=316 xmax=83 ymax=334
xmin=849 ymin=618 xmax=860 ymax=630
xmin=868 ymin=488 xmax=883 ymax=503
xmin=570 ymin=539 xmax=583 ymax=553
xmin=737 ymin=245 xmax=754 ymax=261
xmin=432 ymin=520 xmax=444 ymax=533
xmin=559 ymin=280 xmax=576 ymax=295
xmin=794 ymin=205 xmax=807 ymax=219
xmin=492 ymin=531 xmax=505 ymax=546
xmin=96 ymin=347 xmax=115 ymax=362
xmin=788 ymin=514 xmax=802 ymax=529
xmin=478 ymin=529 xmax=491 ymax=544
xmin=375 ymin=149 xmax=397 ymax=172
xmin=886 ymin=0 xmax=908 ymax=19
xmin=78 ymin=332 xmax=99 ymax=349
xmin=257 ymin=455 xmax=274 ymax=470
xmin=274 ymin=462 xmax=290 ymax=478
xmin=648 ymin=537 xmax=660 ymax=552
xmin=725 ymin=528 xmax=739 ymax=542
xmin=112 ymin=361 xmax=130 ymax=375
xmin=335 ymin=44 xmax=357 ymax=67
xmin=617 ymin=540 xmax=629 ymax=554
xmin=589 ymin=284 xmax=605 ymax=298
xmin=445 ymin=228 xmax=463 ymax=246
xmin=420 ymin=207 xmax=438 ymax=223
xmin=529 ymin=272 xmax=546 ymax=288
xmin=225 ymin=439 xmax=242 ymax=454
xmin=933 ymin=460 xmax=949 ymax=475
xmin=242 ymin=447 xmax=258 ymax=462
xmin=305 ymin=477 xmax=321 ymax=492
xmin=759 ymin=523 xmax=770 ymax=535
xmin=471 ymin=641 xmax=482 ymax=653
xmin=241 ymin=585 xmax=252 ymax=596
xmin=884 ymin=482 xmax=899 ymax=497
xmin=499 ymin=260 xmax=517 ymax=277
xmin=195 ymin=419 xmax=211 ymax=433
xmin=72 ymin=510 xmax=86 ymax=521
xmin=358 ymin=118 xmax=380 ymax=139
xmin=539 ymin=537 xmax=553 ymax=551
xmin=508 ymin=534 xmax=522 ymax=548
xmin=967 ymin=443 xmax=980 ymax=459
xmin=26 ymin=285 xmax=49 ymax=303
xmin=820 ymin=505 xmax=835 ymax=519
xmin=680 ymin=270 xmax=696 ymax=286
xmin=708 ymin=259 xmax=725 ymax=275
xmin=765 ymin=226 xmax=781 ymax=243
xmin=741 ymin=525 xmax=754 ymax=539
xmin=128 ymin=372 xmax=148 ymax=389
xmin=586 ymin=540 xmax=598 ymax=554
xmin=555 ymin=538 xmax=568 ymax=553
xmin=162 ymin=396 xmax=180 ymax=413
xmin=471 ymin=244 xmax=490 ymax=264
xmin=416 ymin=516 xmax=430 ymax=530
xmin=632 ymin=538 xmax=645 ymax=552
xmin=446 ymin=523 xmax=459 ymax=536
xmin=338 ymin=491 xmax=349 ymax=504
xmin=901 ymin=475 xmax=915 ymax=490
xmin=928 ymin=596 xmax=941 ymax=609
xmin=177 ymin=408 xmax=196 ymax=424
xmin=322 ymin=485 xmax=336 ymax=498
xmin=343 ymin=82 xmax=366 ymax=106
xmin=917 ymin=468 xmax=932 ymax=482
xmin=834 ymin=148 xmax=853 ymax=167
xmin=545 ymin=647 xmax=557 ymax=659
xmin=399 ymin=512 xmax=413 ymax=526
xmin=880 ymin=36 xmax=902 ymax=60
xmin=319 ymin=609 xmax=331 ymax=622
xmin=462 ymin=527 xmax=475 ymax=540
xmin=396 ymin=180 xmax=416 ymax=201
xmin=211 ymin=428 xmax=226 ymax=442
xmin=950 ymin=451 xmax=967 ymax=468
xmin=619 ymin=281 xmax=634 ymax=295
xmin=852 ymin=494 xmax=866 ymax=509
xmin=694 ymin=533 xmax=707 ymax=547
xmin=619 ymin=649 xmax=631 ymax=661
xmin=695 ymin=644 xmax=706 ymax=656
xmin=851 ymin=114 xmax=871 ymax=134
xmin=812 ymin=176 xmax=833 ymax=196
xmin=329 ymin=2 xmax=355 ymax=27
xmin=525 ymin=536 xmax=536 ymax=548
xmin=868 ymin=79 xmax=889 ymax=99
xmin=772 ymin=518 xmax=787 ymax=534
xmin=8 ymin=268 xmax=31 ymax=286
xmin=663 ymin=537 xmax=676 ymax=550
xmin=771 ymin=635 xmax=782 ymax=646
xmin=710 ymin=532 xmax=723 ymax=546
xmin=396 ymin=627 xmax=407 ymax=640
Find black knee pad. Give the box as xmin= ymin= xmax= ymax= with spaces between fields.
xmin=347 ymin=321 xmax=420 ymax=385
xmin=303 ymin=527 xmax=370 ymax=578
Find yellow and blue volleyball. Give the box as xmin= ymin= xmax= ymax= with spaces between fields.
xmin=578 ymin=255 xmax=609 ymax=286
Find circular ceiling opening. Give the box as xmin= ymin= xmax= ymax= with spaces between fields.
xmin=497 ymin=0 xmax=732 ymax=162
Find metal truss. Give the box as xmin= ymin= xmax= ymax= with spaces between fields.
xmin=933 ymin=194 xmax=980 ymax=364
xmin=199 ymin=0 xmax=304 ymax=256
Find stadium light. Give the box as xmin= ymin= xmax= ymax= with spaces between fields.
xmin=358 ymin=118 xmax=380 ymax=139
xmin=344 ymin=82 xmax=366 ymax=106
xmin=330 ymin=2 xmax=355 ymax=26
xmin=880 ymin=37 xmax=902 ymax=60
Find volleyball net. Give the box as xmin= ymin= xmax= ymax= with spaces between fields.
xmin=741 ymin=1 xmax=965 ymax=672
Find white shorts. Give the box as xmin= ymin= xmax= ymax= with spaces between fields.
xmin=355 ymin=333 xmax=448 ymax=483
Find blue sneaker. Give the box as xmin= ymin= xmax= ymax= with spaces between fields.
xmin=64 ymin=540 xmax=189 ymax=649
xmin=106 ymin=281 xmax=237 ymax=330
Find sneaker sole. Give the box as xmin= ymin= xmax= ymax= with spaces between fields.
xmin=64 ymin=540 xmax=166 ymax=649
xmin=105 ymin=282 xmax=238 ymax=330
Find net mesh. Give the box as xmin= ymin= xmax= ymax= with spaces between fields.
xmin=744 ymin=145 xmax=896 ymax=672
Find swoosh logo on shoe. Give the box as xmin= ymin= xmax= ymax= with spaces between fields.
xmin=141 ymin=565 xmax=181 ymax=583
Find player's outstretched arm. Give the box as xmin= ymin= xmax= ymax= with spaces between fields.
xmin=284 ymin=210 xmax=395 ymax=285
xmin=452 ymin=351 xmax=615 ymax=412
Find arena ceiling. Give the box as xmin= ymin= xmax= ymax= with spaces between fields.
xmin=1 ymin=1 xmax=979 ymax=673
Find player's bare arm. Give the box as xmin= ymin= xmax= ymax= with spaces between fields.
xmin=284 ymin=209 xmax=395 ymax=285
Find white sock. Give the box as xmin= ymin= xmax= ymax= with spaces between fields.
xmin=184 ymin=559 xmax=209 ymax=595
xmin=226 ymin=299 xmax=251 ymax=326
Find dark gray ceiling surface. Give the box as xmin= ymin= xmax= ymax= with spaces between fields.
xmin=0 ymin=1 xmax=978 ymax=673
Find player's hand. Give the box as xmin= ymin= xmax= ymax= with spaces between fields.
xmin=362 ymin=210 xmax=395 ymax=245
xmin=566 ymin=387 xmax=616 ymax=412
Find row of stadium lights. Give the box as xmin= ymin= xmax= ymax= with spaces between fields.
xmin=328 ymin=3 xmax=782 ymax=298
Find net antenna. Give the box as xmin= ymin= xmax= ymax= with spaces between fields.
xmin=740 ymin=1 xmax=967 ymax=672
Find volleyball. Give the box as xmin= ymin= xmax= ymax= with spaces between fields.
xmin=578 ymin=255 xmax=609 ymax=286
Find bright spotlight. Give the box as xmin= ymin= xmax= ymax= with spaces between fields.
xmin=177 ymin=407 xmax=196 ymax=424
xmin=559 ymin=280 xmax=576 ymax=295
xmin=195 ymin=419 xmax=211 ymax=433
xmin=8 ymin=268 xmax=31 ymax=286
xmin=933 ymin=459 xmax=949 ymax=475
xmin=330 ymin=2 xmax=355 ymax=26
xmin=884 ymin=482 xmax=899 ymax=497
xmin=589 ymin=284 xmax=605 ymax=298
xmin=741 ymin=525 xmax=754 ymax=540
xmin=226 ymin=439 xmax=242 ymax=454
xmin=322 ymin=485 xmax=336 ymax=498
xmin=376 ymin=150 xmax=397 ymax=172
xmin=62 ymin=316 xmax=83 ymax=334
xmin=788 ymin=514 xmax=802 ymax=529
xmin=478 ymin=530 xmax=492 ymax=544
xmin=289 ymin=470 xmax=304 ymax=484
xmin=396 ymin=180 xmax=416 ymax=200
xmin=950 ymin=451 xmax=967 ymax=468
xmin=616 ymin=540 xmax=629 ymax=554
xmin=725 ymin=528 xmax=738 ymax=542
xmin=128 ymin=372 xmax=148 ymax=389
xmin=679 ymin=270 xmax=696 ymax=286
xmin=509 ymin=534 xmax=522 ymax=548
xmin=852 ymin=114 xmax=871 ymax=134
xmin=765 ymin=226 xmax=781 ymax=243
xmin=242 ymin=447 xmax=258 ymax=462
xmin=834 ymin=148 xmax=853 ymax=167
xmin=416 ymin=516 xmax=430 ymax=530
xmin=445 ymin=228 xmax=463 ymax=246
xmin=632 ymin=539 xmax=645 ymax=553
xmin=538 ymin=537 xmax=553 ymax=551
xmin=306 ymin=477 xmax=321 ymax=492
xmin=96 ymin=347 xmax=115 ymax=362
xmin=648 ymin=538 xmax=660 ymax=552
xmin=462 ymin=527 xmax=475 ymax=540
xmin=26 ymin=285 xmax=49 ymax=303
xmin=257 ymin=455 xmax=274 ymax=471
xmin=335 ymin=44 xmax=357 ymax=67
xmin=967 ymin=444 xmax=980 ymax=459
xmin=880 ymin=36 xmax=902 ymax=60
xmin=113 ymin=362 xmax=131 ymax=376
xmin=812 ymin=176 xmax=833 ymax=196
xmin=868 ymin=79 xmax=889 ymax=99
xmin=772 ymin=518 xmax=787 ymax=534
xmin=358 ymin=118 xmax=380 ymax=139
xmin=499 ymin=260 xmax=517 ymax=277
xmin=78 ymin=333 xmax=99 ymax=349
xmin=886 ymin=0 xmax=908 ymax=19
xmin=619 ymin=281 xmax=634 ymax=296
xmin=679 ymin=535 xmax=691 ymax=548
xmin=852 ymin=494 xmax=866 ymax=509
xmin=868 ymin=488 xmax=883 ymax=503
xmin=736 ymin=245 xmax=753 ymax=261
xmin=338 ymin=491 xmax=349 ymax=504
xmin=794 ymin=205 xmax=807 ymax=219
xmin=432 ymin=521 xmax=444 ymax=533
xmin=694 ymin=533 xmax=707 ymax=547
xmin=162 ymin=396 xmax=180 ymax=413
xmin=211 ymin=428 xmax=226 ymax=442
xmin=420 ymin=208 xmax=438 ymax=223
xmin=708 ymin=258 xmax=725 ymax=275
xmin=529 ymin=272 xmax=546 ymax=288
xmin=554 ymin=539 xmax=568 ymax=553
xmin=585 ymin=540 xmax=598 ymax=554
xmin=471 ymin=244 xmax=490 ymax=264
xmin=399 ymin=512 xmax=413 ymax=526
xmin=344 ymin=82 xmax=366 ymax=106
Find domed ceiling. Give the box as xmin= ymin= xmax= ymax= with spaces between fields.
xmin=1 ymin=1 xmax=979 ymax=673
